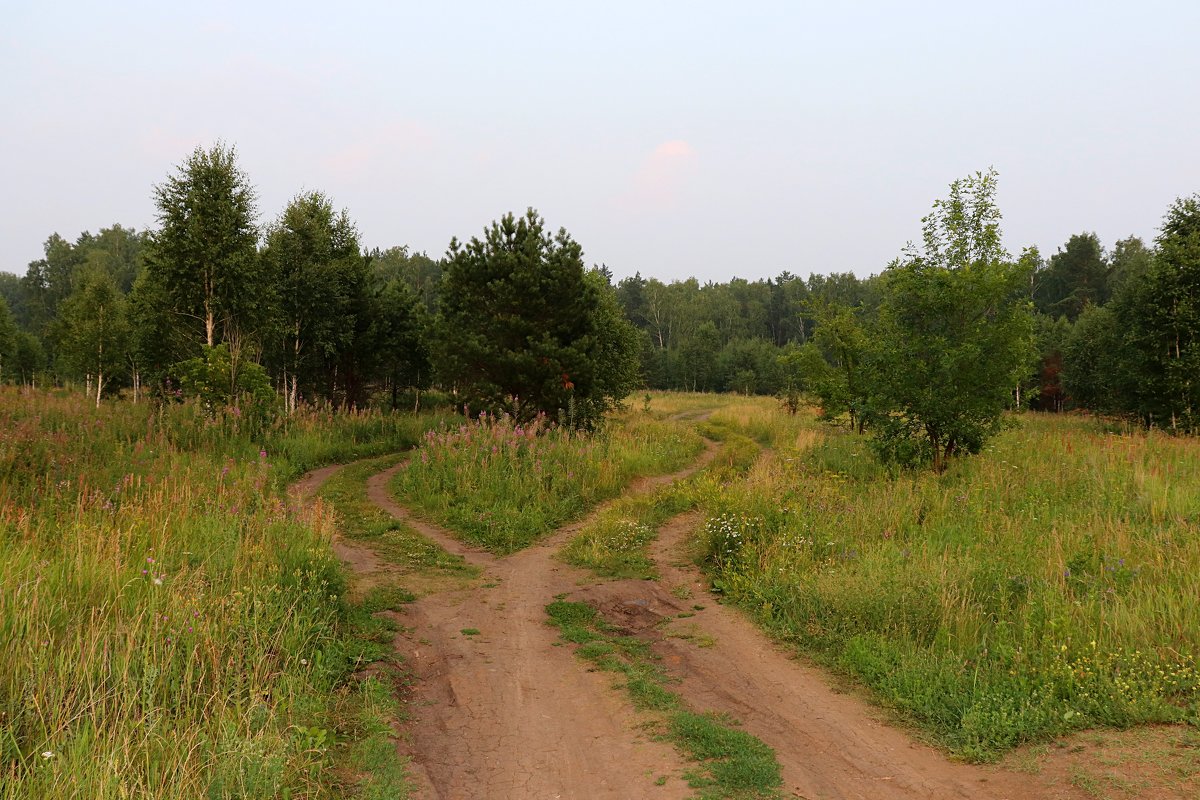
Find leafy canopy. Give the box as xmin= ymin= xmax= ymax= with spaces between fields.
xmin=868 ymin=168 xmax=1035 ymax=471
xmin=436 ymin=208 xmax=639 ymax=428
xmin=148 ymin=142 xmax=262 ymax=349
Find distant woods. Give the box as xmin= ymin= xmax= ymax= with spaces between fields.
xmin=1 ymin=146 xmax=1197 ymax=458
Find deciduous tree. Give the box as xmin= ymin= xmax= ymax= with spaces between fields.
xmin=262 ymin=191 xmax=360 ymax=412
xmin=867 ymin=169 xmax=1035 ymax=471
xmin=55 ymin=270 xmax=129 ymax=406
xmin=147 ymin=143 xmax=262 ymax=350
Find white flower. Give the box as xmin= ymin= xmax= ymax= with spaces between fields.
xmin=41 ymin=751 xmax=54 ymax=760
xmin=300 ymin=658 xmax=309 ymax=666
xmin=153 ymin=578 xmax=163 ymax=586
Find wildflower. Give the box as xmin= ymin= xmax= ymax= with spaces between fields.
xmin=153 ymin=577 xmax=163 ymax=586
xmin=41 ymin=751 xmax=53 ymax=760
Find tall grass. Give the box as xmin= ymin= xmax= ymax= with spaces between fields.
xmin=696 ymin=407 xmax=1200 ymax=759
xmin=0 ymin=386 xmax=442 ymax=798
xmin=316 ymin=455 xmax=475 ymax=577
xmin=562 ymin=417 xmax=761 ymax=578
xmin=390 ymin=410 xmax=704 ymax=553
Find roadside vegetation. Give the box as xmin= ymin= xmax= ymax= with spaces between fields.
xmin=629 ymin=395 xmax=1200 ymax=761
xmin=315 ymin=454 xmax=473 ymax=578
xmin=562 ymin=402 xmax=760 ymax=578
xmin=0 ymin=386 xmax=443 ymax=798
xmin=390 ymin=410 xmax=703 ymax=553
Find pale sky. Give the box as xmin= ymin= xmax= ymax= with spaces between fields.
xmin=2 ymin=1 xmax=1198 ymax=283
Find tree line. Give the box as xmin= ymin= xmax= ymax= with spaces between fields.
xmin=612 ymin=180 xmax=1199 ymax=445
xmin=0 ymin=144 xmax=637 ymax=429
xmin=1 ymin=147 xmax=1196 ymax=464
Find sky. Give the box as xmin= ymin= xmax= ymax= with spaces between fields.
xmin=2 ymin=0 xmax=1198 ymax=284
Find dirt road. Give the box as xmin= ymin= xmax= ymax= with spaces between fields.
xmin=294 ymin=439 xmax=1183 ymax=800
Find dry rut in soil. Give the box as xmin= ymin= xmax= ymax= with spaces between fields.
xmin=380 ymin=442 xmax=722 ymax=800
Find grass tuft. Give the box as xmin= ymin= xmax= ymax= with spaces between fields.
xmin=390 ymin=410 xmax=703 ymax=553
xmin=546 ymin=600 xmax=782 ymax=798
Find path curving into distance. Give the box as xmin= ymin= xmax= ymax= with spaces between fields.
xmin=387 ymin=440 xmax=721 ymax=800
xmin=294 ymin=427 xmax=1072 ymax=800
xmin=294 ymin=439 xmax=721 ymax=800
xmin=572 ymin=512 xmax=1047 ymax=800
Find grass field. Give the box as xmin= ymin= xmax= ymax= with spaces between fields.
xmin=0 ymin=386 xmax=444 ymax=798
xmin=667 ymin=396 xmax=1200 ymax=760
xmin=5 ymin=383 xmax=1198 ymax=795
xmin=389 ymin=409 xmax=704 ymax=553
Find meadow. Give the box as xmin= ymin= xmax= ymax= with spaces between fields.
xmin=660 ymin=397 xmax=1200 ymax=760
xmin=389 ymin=409 xmax=704 ymax=553
xmin=5 ymin=383 xmax=1198 ymax=798
xmin=0 ymin=386 xmax=443 ymax=799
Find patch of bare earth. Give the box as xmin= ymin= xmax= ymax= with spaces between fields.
xmin=999 ymin=726 xmax=1200 ymax=799
xmin=385 ymin=443 xmax=720 ymax=800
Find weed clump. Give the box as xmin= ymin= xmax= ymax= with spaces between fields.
xmin=391 ymin=411 xmax=702 ymax=553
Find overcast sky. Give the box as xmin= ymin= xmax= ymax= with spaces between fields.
xmin=2 ymin=1 xmax=1198 ymax=283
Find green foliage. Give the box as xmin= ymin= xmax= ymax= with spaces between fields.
xmin=391 ymin=411 xmax=702 ymax=553
xmin=563 ymin=415 xmax=763 ymax=579
xmin=127 ymin=265 xmax=186 ymax=392
xmin=1063 ymin=197 xmax=1200 ymax=433
xmin=1062 ymin=305 xmax=1123 ymax=412
xmin=1107 ymin=236 xmax=1153 ymax=298
xmin=370 ymin=277 xmax=430 ymax=410
xmin=16 ymin=227 xmax=145 ymax=343
xmin=1035 ymin=232 xmax=1108 ymax=320
xmin=11 ymin=332 xmax=45 ymax=385
xmin=1027 ymin=311 xmax=1071 ymax=412
xmin=0 ymin=387 xmax=424 ymax=798
xmin=0 ymin=296 xmax=15 ymax=382
xmin=1122 ymin=195 xmax=1200 ymax=432
xmin=867 ymin=169 xmax=1036 ymax=470
xmin=562 ymin=484 xmax=697 ymax=579
xmin=809 ymin=305 xmax=869 ymax=430
xmin=436 ymin=209 xmax=639 ymax=429
xmin=367 ymin=245 xmax=442 ymax=313
xmin=174 ymin=344 xmax=278 ymax=433
xmin=53 ymin=269 xmax=129 ymax=402
xmin=717 ymin=337 xmax=784 ymax=395
xmin=262 ymin=191 xmax=363 ymax=411
xmin=148 ymin=142 xmax=263 ymax=349
xmin=670 ymin=711 xmax=782 ymax=799
xmin=316 ymin=455 xmax=472 ymax=574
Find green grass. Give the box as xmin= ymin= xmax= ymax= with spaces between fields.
xmin=316 ymin=455 xmax=474 ymax=575
xmin=545 ymin=600 xmax=782 ymax=799
xmin=0 ymin=386 xmax=441 ymax=798
xmin=561 ymin=412 xmax=762 ymax=579
xmin=690 ymin=406 xmax=1200 ymax=760
xmin=390 ymin=410 xmax=704 ymax=553
xmin=560 ymin=488 xmax=695 ymax=579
